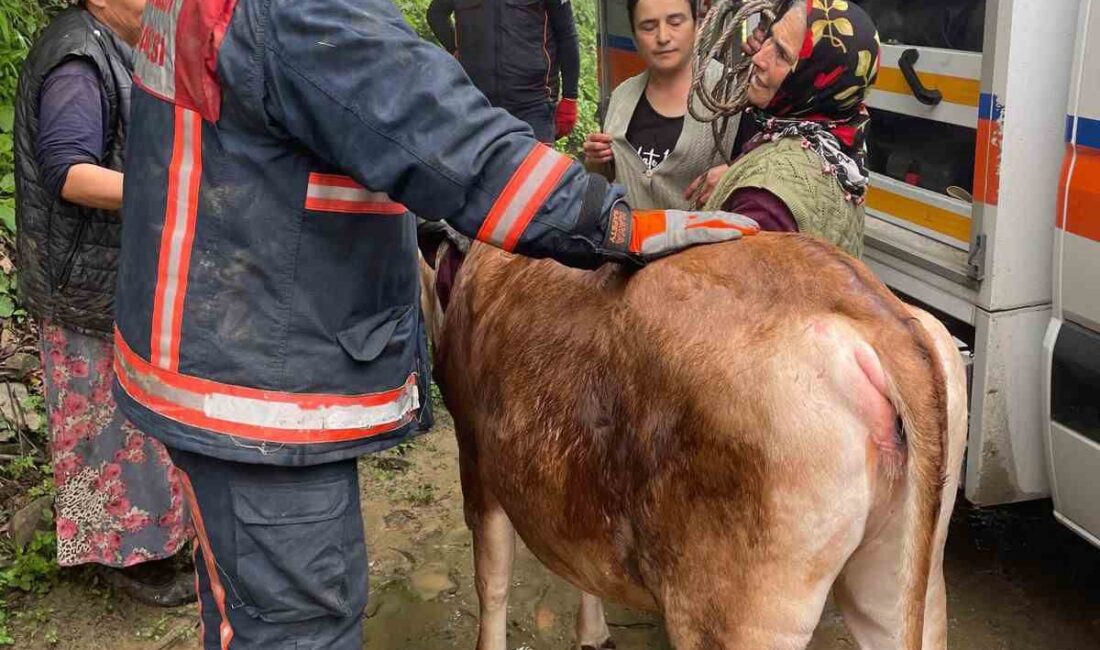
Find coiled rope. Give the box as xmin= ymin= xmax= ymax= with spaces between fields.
xmin=688 ymin=0 xmax=784 ymax=161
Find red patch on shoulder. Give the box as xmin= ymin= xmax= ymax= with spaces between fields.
xmin=176 ymin=0 xmax=237 ymax=122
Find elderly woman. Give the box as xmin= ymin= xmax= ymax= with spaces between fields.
xmin=14 ymin=0 xmax=192 ymax=604
xmin=582 ymin=0 xmax=738 ymax=209
xmin=699 ymin=0 xmax=879 ymax=257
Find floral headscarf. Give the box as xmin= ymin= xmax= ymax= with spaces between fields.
xmin=750 ymin=0 xmax=880 ymax=202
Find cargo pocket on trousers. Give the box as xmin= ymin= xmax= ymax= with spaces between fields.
xmin=232 ymin=479 xmax=353 ymax=623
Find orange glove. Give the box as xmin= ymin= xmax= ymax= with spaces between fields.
xmin=555 ymin=98 xmax=578 ymax=140
xmin=602 ymin=201 xmax=760 ymax=262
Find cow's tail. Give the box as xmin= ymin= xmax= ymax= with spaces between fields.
xmin=874 ymin=316 xmax=950 ymax=650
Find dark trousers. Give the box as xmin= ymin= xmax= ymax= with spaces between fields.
xmin=508 ymin=101 xmax=555 ymax=144
xmin=168 ymin=448 xmax=367 ymax=650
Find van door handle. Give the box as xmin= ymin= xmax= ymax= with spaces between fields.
xmin=898 ymin=48 xmax=943 ymax=106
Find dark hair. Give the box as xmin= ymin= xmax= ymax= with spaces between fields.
xmin=627 ymin=0 xmax=698 ymax=30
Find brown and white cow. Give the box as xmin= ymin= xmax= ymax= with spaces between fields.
xmin=420 ymin=232 xmax=968 ymax=650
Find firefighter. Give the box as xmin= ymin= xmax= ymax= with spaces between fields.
xmin=114 ymin=0 xmax=757 ymax=647
xmin=426 ymin=0 xmax=580 ymax=143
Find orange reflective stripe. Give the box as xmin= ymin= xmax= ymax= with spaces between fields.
xmin=151 ymin=106 xmax=203 ymax=371
xmin=180 ymin=472 xmax=234 ymax=650
xmin=305 ymin=173 xmax=407 ymax=214
xmin=477 ymin=145 xmax=544 ymax=244
xmin=113 ymin=329 xmax=420 ymax=443
xmin=503 ymin=153 xmax=572 ymax=251
xmin=170 ymin=110 xmax=203 ymax=369
xmin=477 ymin=144 xmax=573 ymax=251
xmin=149 ymin=107 xmax=186 ymax=371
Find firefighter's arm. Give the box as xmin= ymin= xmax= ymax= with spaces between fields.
xmin=262 ymin=0 xmax=756 ymax=268
xmin=425 ymin=0 xmax=457 ymax=53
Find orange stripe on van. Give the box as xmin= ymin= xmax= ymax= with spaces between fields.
xmin=973 ymin=117 xmax=1001 ymax=206
xmin=873 ymin=67 xmax=981 ymax=107
xmin=1059 ymin=145 xmax=1100 ymax=243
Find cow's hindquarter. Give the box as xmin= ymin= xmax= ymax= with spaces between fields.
xmin=453 ymin=247 xmax=882 ymax=647
xmin=437 ymin=237 xmax=958 ymax=650
xmin=831 ymin=306 xmax=968 ymax=650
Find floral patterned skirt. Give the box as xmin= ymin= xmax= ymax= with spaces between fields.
xmin=39 ymin=321 xmax=192 ymax=567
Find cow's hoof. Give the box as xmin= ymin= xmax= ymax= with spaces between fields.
xmin=580 ymin=640 xmax=616 ymax=650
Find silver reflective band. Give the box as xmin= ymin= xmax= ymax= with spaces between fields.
xmin=116 ymin=349 xmax=420 ymax=432
xmin=484 ymin=149 xmax=567 ymax=246
xmin=307 ymin=184 xmax=394 ymax=205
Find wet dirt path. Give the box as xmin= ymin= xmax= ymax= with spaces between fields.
xmin=11 ymin=413 xmax=1100 ymax=649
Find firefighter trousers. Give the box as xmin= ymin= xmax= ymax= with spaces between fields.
xmin=168 ymin=447 xmax=368 ymax=650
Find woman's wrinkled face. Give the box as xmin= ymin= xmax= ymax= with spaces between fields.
xmin=632 ymin=0 xmax=696 ymax=75
xmin=747 ymin=5 xmax=808 ymax=108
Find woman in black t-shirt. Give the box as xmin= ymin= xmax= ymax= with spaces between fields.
xmin=582 ymin=0 xmax=738 ymax=209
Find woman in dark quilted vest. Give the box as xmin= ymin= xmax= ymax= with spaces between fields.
xmin=14 ymin=0 xmax=193 ymax=605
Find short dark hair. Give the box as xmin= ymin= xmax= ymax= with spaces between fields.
xmin=627 ymin=0 xmax=698 ymax=30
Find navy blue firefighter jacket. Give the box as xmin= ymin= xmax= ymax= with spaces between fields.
xmin=113 ymin=0 xmax=633 ymax=465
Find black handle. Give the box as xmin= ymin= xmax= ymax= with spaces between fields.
xmin=898 ymin=48 xmax=943 ymax=106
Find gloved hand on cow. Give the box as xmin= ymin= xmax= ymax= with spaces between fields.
xmin=599 ymin=200 xmax=760 ymax=263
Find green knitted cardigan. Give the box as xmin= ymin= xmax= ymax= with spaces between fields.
xmin=705 ymin=136 xmax=865 ymax=257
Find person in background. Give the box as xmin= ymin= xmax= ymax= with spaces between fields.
xmin=582 ymin=0 xmax=738 ymax=209
xmin=426 ymin=0 xmax=581 ymax=143
xmin=697 ymin=0 xmax=880 ymax=258
xmin=13 ymin=0 xmax=193 ymax=605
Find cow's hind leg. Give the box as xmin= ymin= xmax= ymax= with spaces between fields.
xmin=576 ymin=591 xmax=615 ymax=649
xmin=469 ymin=489 xmax=516 ymax=650
xmin=831 ymin=459 xmax=959 ymax=650
xmin=454 ymin=424 xmax=518 ymax=650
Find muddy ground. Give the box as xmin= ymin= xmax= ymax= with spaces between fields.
xmin=9 ymin=412 xmax=1100 ymax=649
